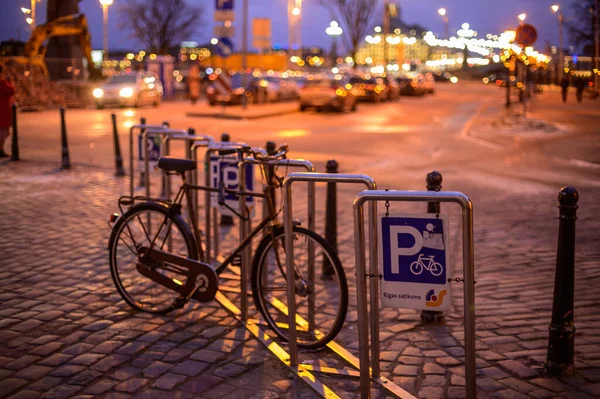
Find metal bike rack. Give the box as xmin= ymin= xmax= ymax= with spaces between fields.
xmin=128 ymin=122 xmax=168 ymax=197
xmin=282 ymin=173 xmax=378 ymax=370
xmin=353 ymin=190 xmax=476 ymax=399
xmin=236 ymin=158 xmax=316 ymax=321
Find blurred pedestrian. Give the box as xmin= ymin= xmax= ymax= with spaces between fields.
xmin=0 ymin=65 xmax=16 ymax=158
xmin=560 ymin=75 xmax=569 ymax=103
xmin=188 ymin=65 xmax=201 ymax=105
xmin=575 ymin=77 xmax=586 ymax=103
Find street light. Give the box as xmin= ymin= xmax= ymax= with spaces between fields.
xmin=552 ymin=5 xmax=564 ymax=84
xmin=326 ymin=21 xmax=343 ymax=66
xmin=438 ymin=8 xmax=449 ymax=39
xmin=518 ymin=13 xmax=527 ymax=23
xmin=99 ymin=0 xmax=114 ymax=62
xmin=288 ymin=0 xmax=302 ymax=70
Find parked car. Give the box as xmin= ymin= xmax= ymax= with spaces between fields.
xmin=422 ymin=72 xmax=436 ymax=94
xmin=349 ymin=76 xmax=387 ymax=102
xmin=298 ymin=77 xmax=357 ymax=112
xmin=264 ymin=76 xmax=299 ymax=101
xmin=397 ymin=75 xmax=426 ymax=96
xmin=382 ymin=75 xmax=400 ymax=101
xmin=92 ymin=71 xmax=163 ymax=109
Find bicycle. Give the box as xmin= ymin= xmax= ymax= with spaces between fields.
xmin=108 ymin=144 xmax=348 ymax=349
xmin=409 ymin=253 xmax=443 ymax=276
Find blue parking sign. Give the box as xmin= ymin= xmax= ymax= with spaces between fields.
xmin=378 ymin=213 xmax=451 ymax=311
xmin=216 ymin=0 xmax=234 ymax=10
xmin=209 ymin=155 xmax=254 ymax=217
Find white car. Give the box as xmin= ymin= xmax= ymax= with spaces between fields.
xmin=93 ymin=72 xmax=163 ymax=108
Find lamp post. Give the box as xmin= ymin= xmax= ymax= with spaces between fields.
xmin=288 ymin=0 xmax=302 ymax=70
xmin=326 ymin=21 xmax=343 ymax=67
xmin=99 ymin=0 xmax=114 ymax=62
xmin=552 ymin=5 xmax=564 ymax=85
xmin=438 ymin=8 xmax=449 ymax=39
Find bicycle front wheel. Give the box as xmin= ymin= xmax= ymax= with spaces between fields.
xmin=251 ymin=226 xmax=348 ymax=349
xmin=108 ymin=202 xmax=198 ymax=314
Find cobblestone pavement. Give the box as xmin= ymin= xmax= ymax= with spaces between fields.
xmin=1 ymin=158 xmax=599 ymax=399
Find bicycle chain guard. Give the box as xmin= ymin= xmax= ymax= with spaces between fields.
xmin=137 ymin=247 xmax=218 ymax=303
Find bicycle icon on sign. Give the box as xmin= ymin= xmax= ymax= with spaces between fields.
xmin=410 ymin=254 xmax=444 ymax=276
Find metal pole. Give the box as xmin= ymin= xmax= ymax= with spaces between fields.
xmin=323 ymin=160 xmax=338 ymax=276
xmin=421 ymin=171 xmax=444 ymax=323
xmin=546 ymin=186 xmax=578 ymax=375
xmin=383 ymin=0 xmax=389 ymax=67
xmin=352 ymin=202 xmax=370 ymax=399
xmin=239 ymin=160 xmax=249 ymax=320
xmin=505 ymin=56 xmax=511 ymax=108
xmin=60 ymin=107 xmax=71 ymax=169
xmin=11 ymin=104 xmax=19 ymax=161
xmin=558 ymin=12 xmax=564 ymax=85
xmin=111 ymin=113 xmax=125 ymax=177
xmin=444 ymin=15 xmax=449 ymax=40
xmin=205 ymin=149 xmax=213 ymax=262
xmin=102 ymin=4 xmax=109 ymax=61
xmin=595 ymin=0 xmax=599 ymax=92
xmin=31 ymin=0 xmax=35 ymax=28
xmin=242 ymin=0 xmax=248 ymax=109
xmin=220 ymin=133 xmax=234 ymax=225
xmin=263 ymin=141 xmax=277 ymax=221
xmin=138 ymin=117 xmax=146 ymax=190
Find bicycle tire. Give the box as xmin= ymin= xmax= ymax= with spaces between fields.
xmin=251 ymin=226 xmax=348 ymax=349
xmin=108 ymin=202 xmax=198 ymax=314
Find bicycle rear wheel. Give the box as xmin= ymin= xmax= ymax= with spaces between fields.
xmin=108 ymin=202 xmax=198 ymax=314
xmin=251 ymin=226 xmax=348 ymax=349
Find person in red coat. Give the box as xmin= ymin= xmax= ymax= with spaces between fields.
xmin=0 ymin=65 xmax=16 ymax=157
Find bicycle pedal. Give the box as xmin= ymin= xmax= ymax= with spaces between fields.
xmin=231 ymin=254 xmax=242 ymax=267
xmin=172 ymin=296 xmax=187 ymax=309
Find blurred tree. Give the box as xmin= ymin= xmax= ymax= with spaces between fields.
xmin=118 ymin=0 xmax=203 ymax=54
xmin=567 ymin=0 xmax=596 ymax=54
xmin=319 ymin=0 xmax=377 ymax=67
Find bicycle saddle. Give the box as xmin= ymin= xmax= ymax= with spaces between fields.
xmin=157 ymin=157 xmax=197 ymax=173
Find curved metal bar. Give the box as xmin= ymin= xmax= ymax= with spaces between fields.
xmin=282 ymin=172 xmax=377 ymax=368
xmin=129 ymin=123 xmax=167 ymax=197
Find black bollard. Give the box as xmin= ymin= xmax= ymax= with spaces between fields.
xmin=139 ymin=117 xmax=147 ymax=187
xmin=111 ymin=113 xmax=125 ymax=177
xmin=323 ymin=159 xmax=338 ymax=276
xmin=220 ymin=132 xmax=234 ymax=225
xmin=60 ymin=107 xmax=71 ymax=169
xmin=11 ymin=104 xmax=19 ymax=161
xmin=546 ymin=187 xmax=579 ymax=376
xmin=421 ymin=171 xmax=444 ymax=323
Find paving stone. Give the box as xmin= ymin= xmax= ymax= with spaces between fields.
xmin=392 ymin=365 xmax=418 ymax=376
xmin=39 ymin=354 xmax=72 ymax=367
xmin=90 ymin=354 xmax=130 ymax=372
xmin=30 ymin=342 xmax=64 ymax=356
xmin=82 ymin=320 xmax=114 ymax=331
xmin=68 ymin=370 xmax=103 ymax=386
xmin=5 ymin=355 xmax=42 ymax=370
xmin=170 ymin=360 xmax=209 ymax=377
xmin=29 ymin=335 xmax=60 ymax=345
xmin=49 ymin=364 xmax=86 ymax=378
xmin=143 ymin=361 xmax=173 ymax=378
xmin=34 ymin=310 xmax=65 ymax=321
xmin=112 ymin=366 xmax=142 ymax=381
xmin=480 ymin=367 xmax=510 ymax=379
xmin=0 ymin=378 xmax=29 ymax=396
xmin=476 ymin=377 xmax=505 ymax=392
xmin=83 ymin=379 xmax=117 ymax=395
xmin=162 ymin=348 xmax=193 ymax=362
xmin=152 ymin=373 xmax=188 ymax=390
xmin=69 ymin=353 xmax=105 ymax=366
xmin=451 ymin=374 xmax=465 ymax=386
xmin=497 ymin=359 xmax=539 ymax=378
xmin=493 ymin=389 xmax=530 ymax=399
xmin=39 ymin=384 xmax=81 ymax=399
xmin=27 ymin=377 xmax=63 ymax=392
xmin=581 ymin=383 xmax=600 ymax=396
xmin=91 ymin=340 xmax=123 ymax=354
xmin=61 ymin=343 xmax=94 ymax=357
xmin=115 ymin=378 xmax=149 ymax=393
xmin=116 ymin=341 xmax=149 ymax=355
xmin=529 ymin=389 xmax=556 ymax=398
xmin=213 ymin=363 xmax=247 ymax=378
xmin=422 ymin=375 xmax=446 ymax=387
xmin=423 ymin=362 xmax=446 ymax=375
xmin=190 ymin=349 xmax=227 ymax=363
xmin=435 ymin=356 xmax=462 ymax=366
xmin=11 ymin=319 xmax=44 ymax=332
xmin=9 ymin=389 xmax=45 ymax=399
xmin=417 ymin=387 xmax=445 ymax=399
xmin=179 ymin=375 xmax=224 ymax=393
xmin=14 ymin=365 xmax=53 ymax=380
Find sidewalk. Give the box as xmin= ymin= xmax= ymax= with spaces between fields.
xmin=1 ymin=158 xmax=600 ymax=399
